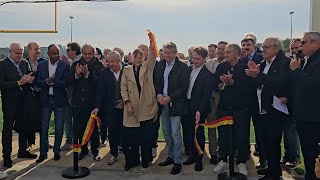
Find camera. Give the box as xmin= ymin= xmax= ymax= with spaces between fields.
xmin=27 ymin=70 xmax=35 ymax=76
xmin=295 ymin=50 xmax=304 ymax=60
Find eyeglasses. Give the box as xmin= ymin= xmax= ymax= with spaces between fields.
xmin=163 ymin=51 xmax=176 ymax=55
xmin=261 ymin=45 xmax=274 ymax=49
xmin=300 ymin=40 xmax=312 ymax=45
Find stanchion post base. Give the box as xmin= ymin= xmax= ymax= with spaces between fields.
xmin=218 ymin=172 xmax=247 ymax=180
xmin=62 ymin=166 xmax=90 ymax=179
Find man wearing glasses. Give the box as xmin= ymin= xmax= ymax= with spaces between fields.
xmin=290 ymin=31 xmax=320 ymax=180
xmin=60 ymin=42 xmax=81 ymax=151
xmin=155 ymin=42 xmax=189 ymax=175
xmin=246 ymin=37 xmax=291 ymax=180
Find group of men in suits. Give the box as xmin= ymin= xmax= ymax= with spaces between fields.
xmin=0 ymin=31 xmax=320 ymax=180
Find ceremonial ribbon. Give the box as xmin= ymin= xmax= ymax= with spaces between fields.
xmin=147 ymin=29 xmax=159 ymax=57
xmin=73 ymin=114 xmax=101 ymax=152
xmin=194 ymin=116 xmax=234 ymax=156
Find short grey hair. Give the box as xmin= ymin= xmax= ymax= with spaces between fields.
xmin=304 ymin=32 xmax=320 ymax=41
xmin=27 ymin=42 xmax=38 ymax=50
xmin=9 ymin=43 xmax=23 ymax=51
xmin=163 ymin=42 xmax=177 ymax=52
xmin=106 ymin=51 xmax=121 ymax=60
xmin=226 ymin=44 xmax=241 ymax=56
xmin=188 ymin=45 xmax=196 ymax=52
xmin=81 ymin=44 xmax=95 ymax=53
xmin=264 ymin=36 xmax=284 ymax=51
xmin=244 ymin=32 xmax=257 ymax=45
xmin=113 ymin=47 xmax=124 ymax=59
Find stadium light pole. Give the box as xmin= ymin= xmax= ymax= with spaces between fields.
xmin=290 ymin=11 xmax=294 ymax=40
xmin=70 ymin=16 xmax=74 ymax=42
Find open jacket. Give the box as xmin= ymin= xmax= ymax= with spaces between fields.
xmin=121 ymin=49 xmax=158 ymax=127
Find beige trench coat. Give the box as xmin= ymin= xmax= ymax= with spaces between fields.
xmin=120 ymin=49 xmax=158 ymax=127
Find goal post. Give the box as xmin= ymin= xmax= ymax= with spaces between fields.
xmin=0 ymin=1 xmax=57 ymax=33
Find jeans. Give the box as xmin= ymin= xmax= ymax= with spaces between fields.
xmin=283 ymin=118 xmax=300 ymax=161
xmin=64 ymin=104 xmax=73 ymax=144
xmin=40 ymin=97 xmax=65 ymax=155
xmin=160 ymin=105 xmax=183 ymax=164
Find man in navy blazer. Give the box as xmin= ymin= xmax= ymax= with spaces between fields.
xmin=35 ymin=44 xmax=70 ymax=163
xmin=240 ymin=36 xmax=266 ymax=169
xmin=290 ymin=32 xmax=320 ymax=180
xmin=182 ymin=46 xmax=215 ymax=172
xmin=92 ymin=51 xmax=124 ymax=165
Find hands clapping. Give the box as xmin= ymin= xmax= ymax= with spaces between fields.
xmin=76 ymin=63 xmax=89 ymax=77
xmin=19 ymin=72 xmax=35 ymax=85
xmin=245 ymin=60 xmax=260 ymax=78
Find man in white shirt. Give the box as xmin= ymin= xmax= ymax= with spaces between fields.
xmin=205 ymin=41 xmax=228 ymax=165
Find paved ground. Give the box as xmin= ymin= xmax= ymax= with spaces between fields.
xmin=0 ymin=135 xmax=302 ymax=180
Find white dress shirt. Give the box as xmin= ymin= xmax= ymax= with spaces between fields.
xmin=48 ymin=60 xmax=58 ymax=95
xmin=187 ymin=65 xmax=204 ymax=99
xmin=111 ymin=65 xmax=122 ymax=81
xmin=205 ymin=57 xmax=224 ymax=73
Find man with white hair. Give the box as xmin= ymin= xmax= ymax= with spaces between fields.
xmin=0 ymin=43 xmax=36 ymax=168
xmin=290 ymin=32 xmax=320 ymax=180
xmin=92 ymin=51 xmax=124 ymax=165
xmin=246 ymin=37 xmax=291 ymax=180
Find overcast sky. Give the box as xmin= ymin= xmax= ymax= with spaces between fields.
xmin=0 ymin=0 xmax=310 ymax=55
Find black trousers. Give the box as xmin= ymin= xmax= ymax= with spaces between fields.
xmin=123 ymin=120 xmax=153 ymax=166
xmin=1 ymin=96 xmax=26 ymax=159
xmin=182 ymin=107 xmax=206 ymax=161
xmin=99 ymin=117 xmax=108 ymax=143
xmin=123 ymin=126 xmax=140 ymax=166
xmin=139 ymin=120 xmax=153 ymax=163
xmin=260 ymin=108 xmax=286 ymax=178
xmin=296 ymin=122 xmax=320 ymax=180
xmin=253 ymin=114 xmax=267 ymax=161
xmin=181 ymin=114 xmax=191 ymax=156
xmin=108 ymin=108 xmax=123 ymax=157
xmin=76 ymin=104 xmax=99 ymax=155
xmin=217 ymin=108 xmax=250 ymax=164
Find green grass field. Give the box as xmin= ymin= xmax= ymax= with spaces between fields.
xmin=0 ymin=101 xmax=304 ymax=175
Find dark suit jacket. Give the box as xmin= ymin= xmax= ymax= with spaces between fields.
xmin=70 ymin=57 xmax=103 ymax=106
xmin=241 ymin=51 xmax=264 ymax=65
xmin=292 ymin=48 xmax=320 ymax=123
xmin=0 ymin=57 xmax=30 ymax=98
xmin=155 ymin=58 xmax=189 ymax=116
xmin=35 ymin=60 xmax=70 ymax=108
xmin=189 ymin=65 xmax=215 ymax=117
xmin=95 ymin=67 xmax=123 ymax=114
xmin=255 ymin=50 xmax=291 ymax=114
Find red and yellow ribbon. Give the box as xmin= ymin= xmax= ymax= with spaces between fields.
xmin=73 ymin=114 xmax=101 ymax=152
xmin=147 ymin=29 xmax=159 ymax=57
xmin=194 ymin=116 xmax=234 ymax=155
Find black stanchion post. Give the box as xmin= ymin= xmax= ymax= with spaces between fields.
xmin=218 ymin=107 xmax=247 ymax=180
xmin=62 ymin=105 xmax=90 ymax=179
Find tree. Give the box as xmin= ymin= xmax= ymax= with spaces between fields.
xmin=282 ymin=38 xmax=291 ymax=53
